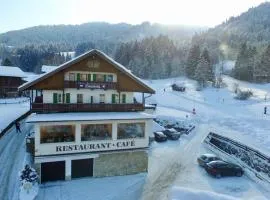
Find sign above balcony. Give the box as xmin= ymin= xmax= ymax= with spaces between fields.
xmin=78 ymin=82 xmax=106 ymax=89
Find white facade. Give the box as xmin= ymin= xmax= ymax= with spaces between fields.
xmin=34 ymin=118 xmax=152 ymax=156
xmin=42 ymin=89 xmax=134 ymax=104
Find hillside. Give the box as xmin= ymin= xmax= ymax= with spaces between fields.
xmin=193 ymin=2 xmax=270 ymax=59
xmin=0 ymin=22 xmax=204 ymax=49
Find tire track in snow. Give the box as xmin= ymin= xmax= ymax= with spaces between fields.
xmin=141 ymin=126 xmax=205 ymax=200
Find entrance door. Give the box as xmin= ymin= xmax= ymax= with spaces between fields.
xmin=71 ymin=159 xmax=93 ymax=178
xmin=41 ymin=161 xmax=65 ymax=183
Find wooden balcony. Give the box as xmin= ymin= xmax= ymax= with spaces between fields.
xmin=64 ymin=81 xmax=117 ymax=90
xmin=31 ymin=103 xmax=144 ymax=113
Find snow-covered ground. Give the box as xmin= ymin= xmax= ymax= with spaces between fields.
xmin=0 ymin=98 xmax=30 ymax=132
xmin=140 ymin=75 xmax=270 ymax=200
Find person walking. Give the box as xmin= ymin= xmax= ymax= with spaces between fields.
xmin=15 ymin=121 xmax=22 ymax=133
xmin=264 ymin=106 xmax=267 ymax=115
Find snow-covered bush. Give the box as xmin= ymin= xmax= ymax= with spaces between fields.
xmin=20 ymin=165 xmax=38 ymax=185
xmin=235 ymin=90 xmax=253 ymax=100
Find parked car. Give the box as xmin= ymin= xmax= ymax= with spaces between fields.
xmin=154 ymin=132 xmax=168 ymax=142
xmin=205 ymin=160 xmax=244 ymax=178
xmin=197 ymin=154 xmax=221 ymax=168
xmin=162 ymin=129 xmax=181 ymax=140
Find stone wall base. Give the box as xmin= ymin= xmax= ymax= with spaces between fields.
xmin=93 ymin=150 xmax=148 ymax=177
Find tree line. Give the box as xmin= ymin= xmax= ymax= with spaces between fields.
xmin=232 ymin=43 xmax=270 ymax=82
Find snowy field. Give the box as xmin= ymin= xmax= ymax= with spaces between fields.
xmin=2 ymin=75 xmax=270 ymax=200
xmin=0 ymin=98 xmax=30 ymax=132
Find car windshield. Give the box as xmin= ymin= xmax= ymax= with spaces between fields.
xmin=201 ymin=155 xmax=207 ymax=160
xmin=209 ymin=161 xmax=227 ymax=168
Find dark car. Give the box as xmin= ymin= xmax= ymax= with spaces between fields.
xmin=197 ymin=154 xmax=221 ymax=168
xmin=162 ymin=128 xmax=181 ymax=140
xmin=205 ymin=160 xmax=244 ymax=178
xmin=154 ymin=132 xmax=168 ymax=142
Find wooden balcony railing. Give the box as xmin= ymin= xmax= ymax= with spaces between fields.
xmin=31 ymin=103 xmax=144 ymax=113
xmin=64 ymin=81 xmax=117 ymax=90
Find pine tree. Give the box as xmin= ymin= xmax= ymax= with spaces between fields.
xmin=20 ymin=165 xmax=38 ymax=184
xmin=1 ymin=58 xmax=13 ymax=66
xmin=201 ymin=48 xmax=214 ymax=81
xmin=186 ymin=45 xmax=200 ymax=78
xmin=194 ymin=57 xmax=209 ymax=88
xmin=255 ymin=44 xmax=270 ymax=82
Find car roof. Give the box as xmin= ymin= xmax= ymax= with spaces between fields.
xmin=200 ymin=153 xmax=218 ymax=158
xmin=155 ymin=131 xmax=165 ymax=136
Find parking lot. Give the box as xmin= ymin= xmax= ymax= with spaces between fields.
xmin=141 ymin=123 xmax=270 ymax=200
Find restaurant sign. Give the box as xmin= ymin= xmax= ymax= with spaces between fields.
xmin=56 ymin=140 xmax=135 ymax=153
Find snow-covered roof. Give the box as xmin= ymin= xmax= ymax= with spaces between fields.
xmin=0 ymin=66 xmax=26 ymax=78
xmin=26 ymin=112 xmax=155 ymax=123
xmin=19 ymin=49 xmax=155 ymax=93
xmin=41 ymin=65 xmax=58 ymax=73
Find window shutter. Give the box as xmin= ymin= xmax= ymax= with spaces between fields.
xmin=88 ymin=74 xmax=91 ymax=82
xmin=112 ymin=94 xmax=116 ymax=104
xmin=77 ymin=73 xmax=80 ymax=81
xmin=93 ymin=74 xmax=96 ymax=81
xmin=122 ymin=94 xmax=126 ymax=103
xmin=66 ymin=93 xmax=70 ymax=103
xmin=53 ymin=93 xmax=58 ymax=103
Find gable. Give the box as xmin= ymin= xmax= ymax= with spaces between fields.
xmin=20 ymin=50 xmax=155 ymax=93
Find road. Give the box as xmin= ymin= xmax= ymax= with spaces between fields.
xmin=0 ymin=120 xmax=32 ymax=200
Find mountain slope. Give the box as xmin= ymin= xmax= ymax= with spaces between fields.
xmin=0 ymin=22 xmax=204 ymax=49
xmin=192 ymin=2 xmax=270 ymax=59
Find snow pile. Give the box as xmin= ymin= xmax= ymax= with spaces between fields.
xmin=170 ymin=187 xmax=267 ymax=200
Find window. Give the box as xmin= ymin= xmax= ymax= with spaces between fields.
xmin=58 ymin=94 xmax=62 ymax=103
xmin=100 ymin=94 xmax=105 ymax=103
xmin=117 ymin=123 xmax=145 ymax=139
xmin=122 ymin=94 xmax=126 ymax=103
xmin=69 ymin=73 xmax=75 ymax=81
xmin=96 ymin=74 xmax=104 ymax=82
xmin=106 ymin=75 xmax=113 ymax=82
xmin=112 ymin=94 xmax=119 ymax=104
xmin=81 ymin=124 xmax=112 ymax=141
xmin=40 ymin=125 xmax=75 ymax=143
xmin=77 ymin=94 xmax=83 ymax=103
xmin=53 ymin=93 xmax=62 ymax=103
xmin=66 ymin=93 xmax=70 ymax=103
xmin=80 ymin=74 xmax=87 ymax=81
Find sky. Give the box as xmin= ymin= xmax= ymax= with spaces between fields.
xmin=0 ymin=0 xmax=268 ymax=33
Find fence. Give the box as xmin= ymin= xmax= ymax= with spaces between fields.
xmin=204 ymin=132 xmax=270 ymax=184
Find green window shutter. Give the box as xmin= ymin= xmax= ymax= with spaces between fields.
xmin=122 ymin=94 xmax=126 ymax=103
xmin=66 ymin=93 xmax=70 ymax=103
xmin=112 ymin=94 xmax=116 ymax=104
xmin=88 ymin=74 xmax=91 ymax=82
xmin=77 ymin=73 xmax=80 ymax=81
xmin=93 ymin=74 xmax=96 ymax=81
xmin=53 ymin=93 xmax=58 ymax=103
xmin=103 ymin=75 xmax=106 ymax=82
